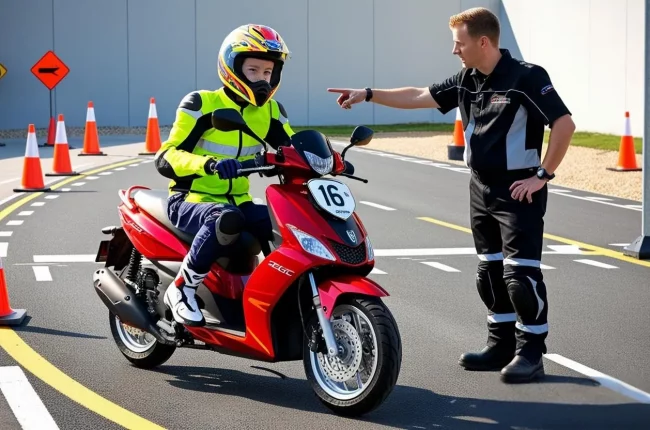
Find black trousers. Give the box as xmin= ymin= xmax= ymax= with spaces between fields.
xmin=469 ymin=170 xmax=549 ymax=361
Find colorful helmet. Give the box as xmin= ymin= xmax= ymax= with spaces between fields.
xmin=218 ymin=24 xmax=290 ymax=107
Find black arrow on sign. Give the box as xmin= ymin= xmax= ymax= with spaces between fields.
xmin=38 ymin=67 xmax=59 ymax=75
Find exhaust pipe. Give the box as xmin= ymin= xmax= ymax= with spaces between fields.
xmin=93 ymin=268 xmax=175 ymax=345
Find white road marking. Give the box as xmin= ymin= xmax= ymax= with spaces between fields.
xmin=18 ymin=211 xmax=34 ymax=216
xmin=421 ymin=261 xmax=460 ymax=272
xmin=0 ymin=194 xmax=22 ymax=207
xmin=33 ymin=255 xmax=98 ymax=263
xmin=360 ymin=201 xmax=396 ymax=211
xmin=574 ymin=259 xmax=618 ymax=269
xmin=141 ymin=159 xmax=155 ymax=163
xmin=252 ymin=198 xmax=265 ymax=204
xmin=60 ymin=188 xmax=71 ymax=192
xmin=0 ymin=366 xmax=60 ymax=429
xmin=33 ymin=266 xmax=53 ymax=281
xmin=0 ymin=177 xmax=20 ymax=185
xmin=86 ymin=176 xmax=100 ymax=180
xmin=370 ymin=268 xmax=387 ymax=274
xmin=114 ymin=167 xmax=127 ymax=171
xmin=129 ymin=164 xmax=140 ymax=167
xmin=0 ymin=243 xmax=7 ymax=258
xmin=584 ymin=197 xmax=613 ymax=201
xmin=30 ymin=202 xmax=46 ymax=207
xmin=6 ymin=220 xmax=23 ymax=225
xmin=540 ymin=264 xmax=556 ymax=270
xmin=45 ymin=195 xmax=59 ymax=200
xmin=544 ymin=354 xmax=650 ymax=404
xmin=609 ymin=243 xmax=630 ymax=247
xmin=71 ymin=182 xmax=86 ymax=187
xmin=98 ymin=172 xmax=112 ymax=176
xmin=374 ymin=245 xmax=586 ymax=257
xmin=0 ymin=232 xmax=12 ymax=237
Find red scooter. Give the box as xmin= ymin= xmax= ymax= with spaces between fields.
xmin=92 ymin=108 xmax=402 ymax=416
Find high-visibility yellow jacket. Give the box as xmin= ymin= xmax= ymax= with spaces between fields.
xmin=155 ymin=87 xmax=294 ymax=205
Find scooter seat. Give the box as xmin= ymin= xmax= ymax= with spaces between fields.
xmin=132 ymin=189 xmax=195 ymax=244
xmin=131 ymin=189 xmax=262 ymax=274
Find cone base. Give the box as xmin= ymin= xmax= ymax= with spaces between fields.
xmin=78 ymin=152 xmax=107 ymax=156
xmin=138 ymin=152 xmax=157 ymax=156
xmin=13 ymin=186 xmax=52 ymax=193
xmin=46 ymin=171 xmax=80 ymax=177
xmin=623 ymin=235 xmax=650 ymax=260
xmin=447 ymin=144 xmax=465 ymax=161
xmin=0 ymin=308 xmax=26 ymax=326
xmin=606 ymin=166 xmax=642 ymax=172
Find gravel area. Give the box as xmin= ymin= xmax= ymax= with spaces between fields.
xmin=344 ymin=131 xmax=644 ymax=202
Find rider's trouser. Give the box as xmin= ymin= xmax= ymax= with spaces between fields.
xmin=469 ymin=170 xmax=549 ymax=362
xmin=166 ymin=192 xmax=273 ymax=275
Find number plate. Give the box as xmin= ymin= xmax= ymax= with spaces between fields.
xmin=307 ymin=179 xmax=356 ymax=220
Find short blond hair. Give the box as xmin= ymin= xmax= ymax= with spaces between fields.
xmin=449 ymin=7 xmax=500 ymax=46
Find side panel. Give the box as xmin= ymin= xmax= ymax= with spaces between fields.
xmin=318 ymin=275 xmax=389 ymax=319
xmin=119 ymin=205 xmax=188 ymax=260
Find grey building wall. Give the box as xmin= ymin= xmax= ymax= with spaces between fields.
xmin=0 ymin=0 xmax=498 ymax=131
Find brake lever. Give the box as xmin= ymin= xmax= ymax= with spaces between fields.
xmin=339 ymin=173 xmax=368 ymax=183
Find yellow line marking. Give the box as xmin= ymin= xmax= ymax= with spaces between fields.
xmin=417 ymin=216 xmax=650 ymax=269
xmin=0 ymin=328 xmax=165 ymax=429
xmin=0 ymin=158 xmax=166 ymax=429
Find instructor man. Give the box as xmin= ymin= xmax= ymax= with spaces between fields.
xmin=328 ymin=7 xmax=575 ymax=383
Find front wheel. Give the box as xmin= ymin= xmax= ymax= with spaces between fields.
xmin=303 ymin=296 xmax=402 ymax=417
xmin=109 ymin=311 xmax=176 ymax=369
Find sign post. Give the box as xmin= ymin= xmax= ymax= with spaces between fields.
xmin=624 ymin=0 xmax=650 ymax=260
xmin=30 ymin=51 xmax=70 ymax=148
xmin=0 ymin=63 xmax=6 ymax=147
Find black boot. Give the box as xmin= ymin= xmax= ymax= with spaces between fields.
xmin=459 ymin=344 xmax=515 ymax=371
xmin=500 ymin=355 xmax=545 ymax=383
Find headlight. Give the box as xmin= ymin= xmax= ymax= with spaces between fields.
xmin=288 ymin=225 xmax=336 ymax=261
xmin=366 ymin=236 xmax=374 ymax=261
xmin=304 ymin=151 xmax=333 ymax=176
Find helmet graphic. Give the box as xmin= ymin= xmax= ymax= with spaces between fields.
xmin=218 ymin=24 xmax=290 ymax=106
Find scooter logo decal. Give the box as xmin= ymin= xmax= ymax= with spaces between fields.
xmin=347 ymin=230 xmax=357 ymax=244
xmin=268 ymin=260 xmax=294 ymax=276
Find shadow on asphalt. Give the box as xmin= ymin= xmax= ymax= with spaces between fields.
xmin=151 ymin=365 xmax=650 ymax=429
xmin=14 ymin=317 xmax=107 ymax=340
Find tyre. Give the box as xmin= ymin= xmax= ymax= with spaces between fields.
xmin=109 ymin=311 xmax=176 ymax=369
xmin=303 ymin=296 xmax=402 ymax=417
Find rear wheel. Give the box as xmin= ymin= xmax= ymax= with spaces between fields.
xmin=303 ymin=296 xmax=402 ymax=417
xmin=109 ymin=311 xmax=176 ymax=369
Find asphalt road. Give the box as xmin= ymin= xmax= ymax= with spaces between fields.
xmin=0 ymin=141 xmax=649 ymax=429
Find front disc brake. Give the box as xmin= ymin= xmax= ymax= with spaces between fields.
xmin=318 ymin=319 xmax=363 ymax=382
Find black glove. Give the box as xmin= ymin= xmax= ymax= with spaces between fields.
xmin=205 ymin=158 xmax=242 ymax=179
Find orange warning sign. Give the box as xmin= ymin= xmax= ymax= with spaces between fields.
xmin=0 ymin=63 xmax=7 ymax=80
xmin=31 ymin=51 xmax=69 ymax=90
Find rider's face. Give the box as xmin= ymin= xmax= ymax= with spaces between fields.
xmin=242 ymin=58 xmax=274 ymax=83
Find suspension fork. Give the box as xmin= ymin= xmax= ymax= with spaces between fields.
xmin=308 ymin=272 xmax=339 ymax=357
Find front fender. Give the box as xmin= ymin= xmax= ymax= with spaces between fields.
xmin=318 ymin=275 xmax=389 ymax=319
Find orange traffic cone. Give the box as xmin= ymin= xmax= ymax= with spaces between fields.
xmin=139 ymin=97 xmax=161 ymax=155
xmin=46 ymin=114 xmax=79 ymax=177
xmin=13 ymin=124 xmax=51 ymax=193
xmin=0 ymin=257 xmax=27 ymax=326
xmin=607 ymin=111 xmax=642 ymax=172
xmin=447 ymin=108 xmax=465 ymax=161
xmin=79 ymin=101 xmax=106 ymax=156
xmin=39 ymin=116 xmax=56 ymax=148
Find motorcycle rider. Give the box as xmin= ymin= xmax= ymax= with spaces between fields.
xmin=154 ymin=24 xmax=294 ymax=327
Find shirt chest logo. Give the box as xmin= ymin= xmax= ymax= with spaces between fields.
xmin=490 ymin=94 xmax=511 ymax=104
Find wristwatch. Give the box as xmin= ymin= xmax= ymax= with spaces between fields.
xmin=364 ymin=87 xmax=373 ymax=102
xmin=536 ymin=167 xmax=555 ymax=181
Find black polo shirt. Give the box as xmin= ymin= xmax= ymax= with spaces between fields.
xmin=429 ymin=49 xmax=571 ymax=176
